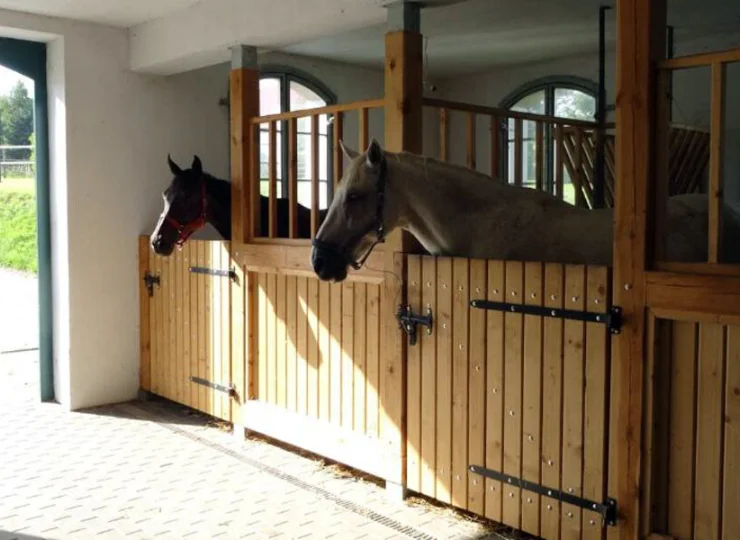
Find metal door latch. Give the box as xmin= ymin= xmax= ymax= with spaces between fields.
xmin=396 ymin=305 xmax=433 ymax=346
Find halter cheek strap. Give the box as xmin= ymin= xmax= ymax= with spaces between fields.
xmin=165 ymin=180 xmax=208 ymax=250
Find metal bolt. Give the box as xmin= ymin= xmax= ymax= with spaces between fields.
xmin=509 ymin=492 xmax=515 ymax=498
xmin=595 ymin=315 xmax=601 ymax=321
xmin=456 ymin=474 xmax=461 ymax=481
xmin=592 ymin=504 xmax=597 ymax=510
xmin=572 ymin=296 xmax=578 ymax=302
xmin=493 ymin=289 xmax=499 ymax=295
xmin=547 ymin=490 xmax=553 ymax=496
xmin=530 ymin=292 xmax=537 ymax=298
xmin=550 ymin=294 xmax=557 ymax=300
xmin=511 ymin=291 xmax=517 ymax=297
xmin=476 ymin=287 xmax=481 ymax=293
xmin=568 ymin=488 xmax=574 ymax=494
xmin=458 ymin=285 xmax=464 ymax=291
xmin=528 ymin=435 xmax=534 ymax=442
xmin=490 ymin=486 xmax=496 ymax=492
xmin=426 ymin=282 xmax=431 ymax=287
xmin=594 ymin=298 xmax=600 ymax=304
xmin=547 ymin=504 xmax=552 ymax=510
xmin=624 ymin=283 xmax=631 ymax=291
xmin=443 ymin=323 xmax=447 ymax=329
xmin=547 ymin=460 xmax=553 ymax=467
xmin=443 ymin=283 xmax=448 ymax=289
xmin=412 ymin=281 xmax=417 ymax=286
xmin=492 ymin=388 xmax=498 ymax=394
xmin=568 ymin=512 xmax=574 ymax=518
xmin=459 ymin=344 xmax=463 ymax=350
xmin=510 ymin=306 xmax=515 ymax=312
xmin=473 ymin=479 xmax=478 ymax=486
xmin=590 ymin=519 xmax=596 ymax=526
xmin=509 ymin=409 xmax=515 ymax=416
xmin=551 ymin=310 xmax=557 ymax=316
xmin=527 ymin=498 xmax=532 ymax=504
xmin=508 ymin=478 xmax=512 ymax=483
xmin=475 ymin=365 xmax=481 ymax=372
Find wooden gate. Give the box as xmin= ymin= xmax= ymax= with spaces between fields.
xmin=405 ymin=255 xmax=614 ymax=540
xmin=139 ymin=237 xmax=234 ymax=422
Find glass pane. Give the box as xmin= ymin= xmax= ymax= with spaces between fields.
xmin=511 ymin=90 xmax=546 ymax=114
xmin=554 ymin=88 xmax=596 ymax=121
xmin=260 ymin=77 xmax=282 ymax=115
xmin=290 ymin=81 xmax=327 ymax=111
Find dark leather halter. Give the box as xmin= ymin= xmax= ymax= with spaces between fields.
xmin=165 ymin=179 xmax=208 ymax=250
xmin=311 ymin=157 xmax=387 ymax=270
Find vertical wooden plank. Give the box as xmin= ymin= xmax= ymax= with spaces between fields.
xmin=333 ymin=112 xmax=344 ymax=189
xmin=341 ymin=283 xmax=355 ymax=430
xmin=555 ymin=124 xmax=565 ymax=200
xmin=723 ymin=325 xmax=740 ymax=539
xmin=467 ymin=259 xmax=487 ymax=515
xmin=490 ymin=116 xmax=500 ymax=179
xmin=436 ymin=257 xmax=453 ymax=504
xmin=503 ymin=261 xmax=524 ymax=528
xmin=268 ymin=121 xmax=278 ymax=238
xmin=694 ymin=323 xmax=725 ymax=540
xmin=198 ymin=242 xmax=208 ymax=412
xmin=276 ymin=274 xmax=287 ymax=409
xmin=258 ymin=273 xmax=268 ymax=401
xmin=288 ymin=117 xmax=299 ymax=239
xmin=210 ymin=242 xmax=221 ymax=419
xmin=514 ymin=119 xmax=523 ymax=187
xmin=164 ymin=247 xmax=174 ymax=402
xmin=561 ymin=264 xmax=585 ymax=540
xmin=181 ymin=243 xmax=192 ymax=409
xmin=307 ymin=278 xmax=320 ymax=418
xmin=466 ymin=113 xmax=477 ymax=170
xmin=231 ymin=248 xmax=246 ymax=423
xmin=407 ymin=256 xmax=423 ymax=493
xmin=535 ymin=122 xmax=544 ymax=192
xmin=150 ymin=252 xmax=161 ymax=395
xmin=522 ymin=262 xmax=544 ymax=536
xmin=311 ymin=115 xmax=320 ymax=237
xmin=220 ymin=243 xmax=231 ymax=421
xmin=359 ymin=107 xmax=369 ymax=151
xmin=366 ymin=284 xmax=381 ymax=438
xmin=190 ymin=245 xmax=200 ymax=409
xmin=583 ymin=266 xmax=609 ymax=539
xmin=297 ymin=277 xmax=309 ymax=417
xmin=175 ymin=245 xmax=184 ymax=405
xmin=574 ymin=128 xmax=585 ymax=207
xmin=286 ymin=275 xmax=298 ymax=412
xmin=420 ymin=256 xmax=438 ymax=498
xmin=266 ymin=273 xmax=277 ymax=405
xmin=330 ymin=283 xmax=343 ymax=426
xmin=708 ymin=62 xmax=725 ymax=263
xmin=138 ymin=237 xmax=152 ymax=392
xmin=204 ymin=243 xmax=214 ymax=414
xmin=440 ymin=109 xmax=448 ymax=161
xmin=353 ymin=283 xmax=367 ymax=433
xmin=452 ymin=258 xmax=470 ymax=509
xmin=667 ymin=321 xmax=697 ymax=537
xmin=318 ymin=280 xmax=331 ymax=422
xmin=541 ymin=263 xmax=564 ymax=538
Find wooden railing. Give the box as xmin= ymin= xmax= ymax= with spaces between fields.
xmin=249 ymin=98 xmax=386 ymax=242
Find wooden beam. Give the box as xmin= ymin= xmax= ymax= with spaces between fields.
xmin=229 ymin=45 xmax=260 ymax=426
xmin=610 ymin=1 xmax=666 ymax=539
xmin=138 ymin=235 xmax=151 ymax=392
xmin=382 ymin=14 xmax=423 ymax=500
xmin=708 ymin=62 xmax=726 ymax=263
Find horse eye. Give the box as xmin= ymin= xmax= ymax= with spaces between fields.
xmin=346 ymin=191 xmax=364 ymax=202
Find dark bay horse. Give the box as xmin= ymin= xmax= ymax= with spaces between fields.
xmin=150 ymin=155 xmax=325 ymax=256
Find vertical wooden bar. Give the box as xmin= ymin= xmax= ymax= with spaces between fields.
xmin=654 ymin=69 xmax=671 ymax=263
xmin=311 ymin=115 xmax=320 ymax=237
xmin=276 ymin=274 xmax=287 ymax=409
xmin=485 ymin=261 xmax=505 ymax=523
xmin=353 ymin=283 xmax=367 ymax=433
xmin=708 ymin=62 xmax=726 ymax=263
xmin=440 ymin=109 xmax=448 ymax=161
xmin=451 ymin=258 xmax=470 ymax=509
xmin=266 ymin=273 xmax=277 ymax=405
xmin=181 ymin=243 xmax=192 ymax=409
xmin=220 ymin=243 xmax=231 ymax=421
xmin=383 ymin=10 xmax=423 ymax=499
xmin=341 ymin=283 xmax=355 ymax=430
xmin=521 ymin=262 xmax=543 ymax=536
xmin=667 ymin=321 xmax=697 ymax=537
xmin=420 ymin=256 xmax=438 ymax=498
xmin=541 ymin=264 xmax=564 ymax=538
xmin=250 ymin=124 xmax=261 ymax=238
xmin=138 ymin=237 xmax=152 ymax=392
xmin=198 ymin=243 xmax=207 ymax=411
xmin=297 ymin=277 xmax=309 ymax=417
xmin=436 ymin=257 xmax=453 ymax=504
xmin=466 ymin=113 xmax=477 ymax=170
xmin=503 ymin=261 xmax=524 ymax=528
xmin=286 ymin=275 xmax=297 ymax=412
xmin=723 ymin=325 xmax=740 ymax=539
xmin=318 ymin=281 xmax=331 ymax=422
xmin=164 ymin=249 xmax=173 ymax=402
xmin=693 ymin=323 xmax=725 ymax=540
xmin=359 ymin=107 xmax=369 ymax=151
xmin=307 ymin=278 xmax=320 ymax=419
xmin=574 ymin=128 xmax=585 ymax=207
xmin=535 ymin=122 xmax=544 ymax=192
xmin=333 ymin=112 xmax=344 ymax=189
xmin=330 ymin=283 xmax=342 ymax=426
xmin=151 ymin=250 xmax=161 ymax=396
xmin=366 ymin=285 xmax=381 ymax=438
xmin=610 ymin=0 xmax=666 ymax=538
xmin=268 ymin=121 xmax=278 ymax=238
xmin=490 ymin=116 xmax=500 ymax=179
xmin=175 ymin=247 xmax=184 ymax=405
xmin=258 ymin=273 xmax=268 ymax=401
xmin=514 ymin=118 xmax=523 ymax=187
xmin=210 ymin=243 xmax=221 ymax=419
xmin=555 ymin=124 xmax=565 ymax=200
xmin=288 ymin=117 xmax=299 ymax=239
xmin=407 ymin=256 xmax=422 ymax=493
xmin=467 ymin=259 xmax=487 ymax=515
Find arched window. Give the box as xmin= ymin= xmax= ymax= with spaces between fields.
xmin=259 ymin=68 xmax=337 ymax=209
xmin=499 ymin=76 xmax=597 ymax=205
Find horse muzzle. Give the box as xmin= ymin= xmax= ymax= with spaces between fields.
xmin=311 ymin=241 xmax=349 ymax=282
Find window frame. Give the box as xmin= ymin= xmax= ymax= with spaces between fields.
xmin=498 ymin=76 xmax=598 ymax=197
xmin=259 ymin=66 xmax=338 ymax=206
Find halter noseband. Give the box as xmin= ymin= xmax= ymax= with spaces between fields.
xmin=165 ymin=179 xmax=208 ymax=250
xmin=312 ymin=157 xmax=387 ymax=271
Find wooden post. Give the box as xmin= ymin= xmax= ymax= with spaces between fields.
xmin=610 ymin=0 xmax=665 ymax=538
xmin=229 ymin=45 xmax=260 ymax=431
xmin=382 ymin=0 xmax=423 ymax=502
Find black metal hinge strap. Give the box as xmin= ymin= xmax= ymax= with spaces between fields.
xmin=190 ymin=376 xmax=236 ymax=398
xmin=143 ymin=271 xmax=160 ymax=298
xmin=395 ymin=305 xmax=434 ymax=346
xmin=470 ymin=299 xmax=622 ymax=335
xmin=189 ymin=266 xmax=236 ymax=281
xmin=468 ymin=465 xmax=617 ymax=527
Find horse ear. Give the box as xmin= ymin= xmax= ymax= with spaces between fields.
xmin=339 ymin=139 xmax=359 ymax=161
xmin=365 ymin=138 xmax=384 ymax=168
xmin=167 ymin=154 xmax=182 ymax=176
xmin=191 ymin=155 xmax=203 ymax=176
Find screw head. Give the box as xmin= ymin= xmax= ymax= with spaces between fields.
xmin=547 ymin=504 xmax=553 ymax=510
xmin=550 ymin=294 xmax=557 ymax=300
xmin=509 ymin=492 xmax=514 ymax=498
xmin=511 ymin=290 xmax=517 ymax=297
xmin=624 ymin=283 xmax=631 ymax=291
xmin=568 ymin=512 xmax=574 ymax=518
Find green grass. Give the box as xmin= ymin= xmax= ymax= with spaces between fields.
xmin=0 ymin=177 xmax=37 ymax=273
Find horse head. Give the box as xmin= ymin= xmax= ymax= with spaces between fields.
xmin=150 ymin=154 xmax=209 ymax=256
xmin=310 ymin=138 xmax=399 ymax=282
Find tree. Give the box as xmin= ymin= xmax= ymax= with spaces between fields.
xmin=0 ymin=81 xmax=34 ymax=160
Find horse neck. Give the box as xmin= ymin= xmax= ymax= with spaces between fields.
xmin=204 ymin=174 xmax=231 ymax=240
xmin=385 ymin=153 xmax=508 ymax=253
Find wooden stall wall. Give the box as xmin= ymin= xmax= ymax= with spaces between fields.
xmin=642 ymin=316 xmax=740 ymax=540
xmin=139 ymin=236 xmax=234 ymax=423
xmin=405 ymin=254 xmax=613 ymax=540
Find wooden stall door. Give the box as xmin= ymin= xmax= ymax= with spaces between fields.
xmin=139 ymin=236 xmax=233 ymax=423
xmin=405 ymin=254 xmax=614 ymax=540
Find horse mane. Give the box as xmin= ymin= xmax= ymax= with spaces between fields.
xmin=203 ymin=172 xmax=231 ymax=204
xmin=389 ymin=150 xmax=506 ymax=185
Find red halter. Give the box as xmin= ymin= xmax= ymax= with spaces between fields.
xmin=165 ymin=179 xmax=208 ymax=250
